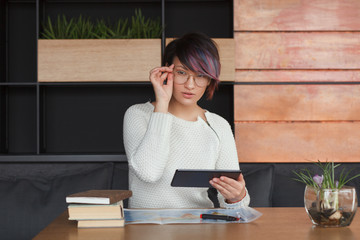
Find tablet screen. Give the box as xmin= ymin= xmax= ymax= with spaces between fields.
xmin=170 ymin=169 xmax=242 ymax=188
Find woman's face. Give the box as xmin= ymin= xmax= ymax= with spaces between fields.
xmin=170 ymin=56 xmax=209 ymax=107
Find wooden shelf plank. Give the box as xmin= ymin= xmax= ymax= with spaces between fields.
xmin=215 ymin=39 xmax=235 ymax=82
xmin=38 ymin=39 xmax=161 ymax=82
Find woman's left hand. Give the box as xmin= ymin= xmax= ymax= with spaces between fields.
xmin=210 ymin=173 xmax=246 ymax=203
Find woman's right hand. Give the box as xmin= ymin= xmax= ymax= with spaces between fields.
xmin=149 ymin=64 xmax=174 ymax=113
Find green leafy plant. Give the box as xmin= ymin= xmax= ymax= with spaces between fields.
xmin=293 ymin=161 xmax=360 ymax=190
xmin=40 ymin=9 xmax=162 ymax=39
xmin=127 ymin=9 xmax=163 ymax=38
xmin=41 ymin=15 xmax=92 ymax=39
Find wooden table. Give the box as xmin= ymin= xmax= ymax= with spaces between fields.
xmin=34 ymin=208 xmax=360 ymax=240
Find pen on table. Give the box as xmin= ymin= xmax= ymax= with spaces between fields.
xmin=200 ymin=214 xmax=239 ymax=221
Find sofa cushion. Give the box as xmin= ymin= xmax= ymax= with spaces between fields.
xmin=112 ymin=163 xmax=130 ymax=207
xmin=0 ymin=163 xmax=113 ymax=240
xmin=272 ymin=164 xmax=316 ymax=207
xmin=242 ymin=164 xmax=275 ymax=207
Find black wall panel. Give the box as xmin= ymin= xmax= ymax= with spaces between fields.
xmin=8 ymin=2 xmax=37 ymax=83
xmin=8 ymin=86 xmax=37 ymax=153
xmin=42 ymin=85 xmax=153 ymax=153
xmin=165 ymin=0 xmax=233 ymax=38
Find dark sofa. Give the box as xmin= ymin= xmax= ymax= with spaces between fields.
xmin=0 ymin=161 xmax=359 ymax=240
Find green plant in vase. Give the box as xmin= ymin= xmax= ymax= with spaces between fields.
xmin=293 ymin=161 xmax=360 ymax=227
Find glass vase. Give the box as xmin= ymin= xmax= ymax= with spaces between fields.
xmin=304 ymin=185 xmax=358 ymax=227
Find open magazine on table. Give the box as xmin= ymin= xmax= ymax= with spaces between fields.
xmin=124 ymin=207 xmax=262 ymax=224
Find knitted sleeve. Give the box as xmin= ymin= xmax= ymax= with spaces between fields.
xmin=211 ymin=115 xmax=250 ymax=208
xmin=123 ymin=104 xmax=172 ymax=183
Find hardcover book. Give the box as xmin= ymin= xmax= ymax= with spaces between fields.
xmin=77 ymin=219 xmax=125 ymax=228
xmin=68 ymin=201 xmax=124 ymax=220
xmin=66 ymin=190 xmax=132 ymax=205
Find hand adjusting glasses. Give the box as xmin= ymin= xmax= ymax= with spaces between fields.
xmin=173 ymin=67 xmax=210 ymax=88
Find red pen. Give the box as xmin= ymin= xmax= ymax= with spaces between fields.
xmin=200 ymin=214 xmax=239 ymax=221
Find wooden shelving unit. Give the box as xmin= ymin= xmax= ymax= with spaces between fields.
xmin=0 ymin=0 xmax=235 ymax=161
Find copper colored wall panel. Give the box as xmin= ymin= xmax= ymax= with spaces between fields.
xmin=234 ymin=0 xmax=360 ymax=31
xmin=235 ymin=70 xmax=360 ymax=83
xmin=234 ymin=85 xmax=360 ymax=121
xmin=235 ymin=32 xmax=360 ymax=69
xmin=235 ymin=122 xmax=360 ymax=163
xmin=233 ymin=0 xmax=360 ymax=163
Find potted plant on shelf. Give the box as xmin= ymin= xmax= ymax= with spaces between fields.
xmin=293 ymin=161 xmax=360 ymax=227
xmin=38 ymin=9 xmax=235 ymax=83
xmin=38 ymin=9 xmax=163 ymax=82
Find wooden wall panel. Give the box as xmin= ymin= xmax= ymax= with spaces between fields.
xmin=38 ymin=39 xmax=161 ymax=82
xmin=234 ymin=85 xmax=360 ymax=121
xmin=233 ymin=0 xmax=360 ymax=163
xmin=235 ymin=32 xmax=360 ymax=69
xmin=236 ymin=70 xmax=360 ymax=82
xmin=235 ymin=122 xmax=360 ymax=163
xmin=234 ymin=0 xmax=360 ymax=31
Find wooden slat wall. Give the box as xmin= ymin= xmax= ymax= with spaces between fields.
xmin=235 ymin=122 xmax=360 ymax=163
xmin=234 ymin=0 xmax=360 ymax=31
xmin=235 ymin=32 xmax=360 ymax=69
xmin=236 ymin=70 xmax=360 ymax=83
xmin=233 ymin=0 xmax=360 ymax=163
xmin=234 ymin=85 xmax=360 ymax=121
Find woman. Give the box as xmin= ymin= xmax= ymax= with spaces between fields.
xmin=123 ymin=32 xmax=250 ymax=208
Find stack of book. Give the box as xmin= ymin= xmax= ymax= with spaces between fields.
xmin=66 ymin=189 xmax=132 ymax=228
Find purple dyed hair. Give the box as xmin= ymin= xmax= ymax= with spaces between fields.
xmin=163 ymin=32 xmax=221 ymax=100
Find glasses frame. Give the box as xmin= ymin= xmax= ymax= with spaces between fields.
xmin=172 ymin=67 xmax=210 ymax=88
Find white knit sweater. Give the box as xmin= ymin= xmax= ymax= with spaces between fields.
xmin=123 ymin=102 xmax=250 ymax=208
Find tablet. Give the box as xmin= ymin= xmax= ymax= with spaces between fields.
xmin=170 ymin=169 xmax=242 ymax=188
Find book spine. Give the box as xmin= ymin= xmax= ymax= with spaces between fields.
xmin=68 ymin=204 xmax=123 ymax=220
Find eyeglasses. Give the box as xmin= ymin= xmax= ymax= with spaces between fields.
xmin=173 ymin=68 xmax=210 ymax=88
